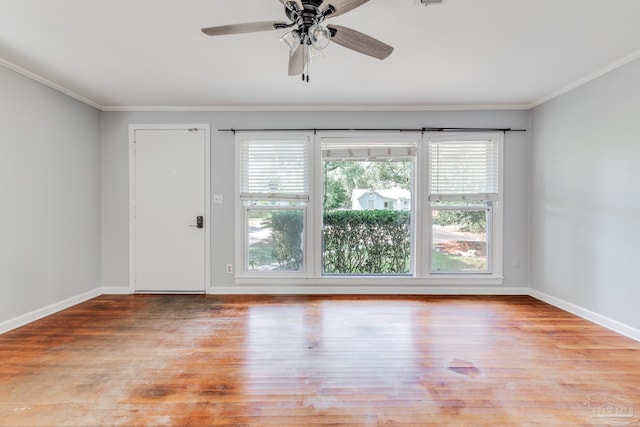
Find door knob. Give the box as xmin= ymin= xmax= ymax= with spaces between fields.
xmin=190 ymin=216 xmax=204 ymax=229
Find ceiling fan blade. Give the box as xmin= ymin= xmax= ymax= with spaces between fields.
xmin=327 ymin=25 xmax=393 ymax=60
xmin=321 ymin=0 xmax=370 ymax=18
xmin=288 ymin=44 xmax=305 ymax=75
xmin=201 ymin=21 xmax=287 ymax=36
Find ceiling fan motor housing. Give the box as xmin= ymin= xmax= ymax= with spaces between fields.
xmin=285 ymin=0 xmax=335 ymax=45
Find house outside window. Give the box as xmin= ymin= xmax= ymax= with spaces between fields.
xmin=353 ymin=189 xmax=411 ymax=211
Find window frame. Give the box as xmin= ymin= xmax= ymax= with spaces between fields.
xmin=235 ymin=132 xmax=313 ymax=277
xmin=319 ymin=133 xmax=420 ymax=277
xmin=234 ymin=131 xmax=504 ymax=285
xmin=422 ymin=132 xmax=504 ymax=279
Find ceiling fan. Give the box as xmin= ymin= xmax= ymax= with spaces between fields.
xmin=201 ymin=0 xmax=393 ymax=82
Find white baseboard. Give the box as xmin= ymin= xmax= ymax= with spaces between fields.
xmin=101 ymin=286 xmax=132 ymax=295
xmin=0 ymin=287 xmax=102 ymax=334
xmin=209 ymin=285 xmax=529 ymax=296
xmin=530 ymin=289 xmax=640 ymax=342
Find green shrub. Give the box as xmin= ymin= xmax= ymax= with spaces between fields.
xmin=322 ymin=210 xmax=411 ymax=274
xmin=269 ymin=210 xmax=412 ymax=274
xmin=268 ymin=211 xmax=304 ymax=270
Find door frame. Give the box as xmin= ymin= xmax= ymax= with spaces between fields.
xmin=128 ymin=124 xmax=211 ymax=294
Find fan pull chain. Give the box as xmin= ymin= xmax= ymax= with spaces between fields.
xmin=302 ymin=44 xmax=306 ymax=82
xmin=303 ymin=45 xmax=310 ymax=83
xmin=302 ymin=45 xmax=307 ymax=83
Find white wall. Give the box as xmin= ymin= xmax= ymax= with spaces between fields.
xmin=0 ymin=65 xmax=102 ymax=328
xmin=101 ymin=110 xmax=530 ymax=292
xmin=530 ymin=58 xmax=640 ymax=332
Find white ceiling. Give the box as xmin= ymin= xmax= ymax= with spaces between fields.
xmin=1 ymin=0 xmax=639 ymax=110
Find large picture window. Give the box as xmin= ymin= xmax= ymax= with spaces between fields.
xmin=321 ymin=140 xmax=416 ymax=275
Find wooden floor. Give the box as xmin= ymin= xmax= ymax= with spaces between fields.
xmin=1 ymin=295 xmax=639 ymax=426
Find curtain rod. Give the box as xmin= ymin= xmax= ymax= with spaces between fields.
xmin=218 ymin=127 xmax=526 ymax=134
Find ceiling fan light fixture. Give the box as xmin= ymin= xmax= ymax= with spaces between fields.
xmin=309 ymin=24 xmax=331 ymax=50
xmin=308 ymin=44 xmax=326 ymax=62
xmin=280 ymin=30 xmax=301 ymax=56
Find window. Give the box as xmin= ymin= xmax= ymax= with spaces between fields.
xmin=238 ymin=135 xmax=310 ymax=273
xmin=322 ymin=139 xmax=417 ymax=275
xmin=235 ymin=131 xmax=503 ymax=283
xmin=427 ymin=135 xmax=501 ymax=274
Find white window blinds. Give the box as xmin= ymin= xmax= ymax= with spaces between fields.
xmin=322 ymin=141 xmax=417 ymax=160
xmin=428 ymin=139 xmax=499 ymax=201
xmin=240 ymin=138 xmax=310 ymax=201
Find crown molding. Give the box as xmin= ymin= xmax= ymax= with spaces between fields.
xmin=100 ymin=104 xmax=530 ymax=112
xmin=528 ymin=49 xmax=640 ymax=109
xmin=0 ymin=57 xmax=103 ymax=110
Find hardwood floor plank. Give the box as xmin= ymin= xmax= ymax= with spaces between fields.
xmin=0 ymin=295 xmax=638 ymax=425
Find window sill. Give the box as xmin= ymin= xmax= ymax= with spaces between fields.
xmin=233 ymin=275 xmax=504 ymax=287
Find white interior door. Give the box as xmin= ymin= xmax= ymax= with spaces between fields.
xmin=132 ymin=127 xmax=209 ymax=292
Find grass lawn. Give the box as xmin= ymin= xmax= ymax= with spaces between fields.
xmin=431 ymin=251 xmax=486 ymax=272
